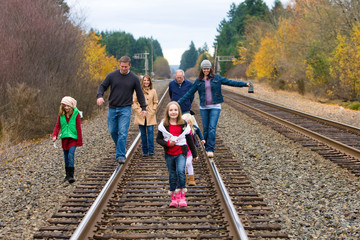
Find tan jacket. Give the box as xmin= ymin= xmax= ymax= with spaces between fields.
xmin=132 ymin=88 xmax=158 ymax=126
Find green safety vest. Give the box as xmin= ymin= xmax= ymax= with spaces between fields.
xmin=60 ymin=107 xmax=79 ymax=139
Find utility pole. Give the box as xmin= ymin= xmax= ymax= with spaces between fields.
xmin=151 ymin=43 xmax=154 ymax=77
xmin=216 ymin=56 xmax=235 ymax=74
xmin=133 ymin=52 xmax=149 ymax=75
xmin=214 ymin=45 xmax=234 ymax=74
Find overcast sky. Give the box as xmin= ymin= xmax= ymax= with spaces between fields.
xmin=65 ymin=0 xmax=288 ymax=65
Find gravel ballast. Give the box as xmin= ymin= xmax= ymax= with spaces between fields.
xmin=219 ymin=83 xmax=360 ymax=239
xmin=0 ymin=80 xmax=359 ymax=239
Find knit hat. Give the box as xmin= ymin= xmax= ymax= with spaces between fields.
xmin=61 ymin=96 xmax=77 ymax=109
xmin=200 ymin=59 xmax=212 ymax=69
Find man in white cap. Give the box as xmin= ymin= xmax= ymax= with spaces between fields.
xmin=97 ymin=56 xmax=147 ymax=164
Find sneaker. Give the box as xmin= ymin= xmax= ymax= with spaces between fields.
xmin=149 ymin=152 xmax=154 ymax=156
xmin=116 ymin=158 xmax=126 ymax=164
xmin=143 ymin=153 xmax=149 ymax=157
xmin=206 ymin=152 xmax=214 ymax=158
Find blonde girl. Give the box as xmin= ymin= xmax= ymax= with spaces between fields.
xmin=181 ymin=113 xmax=205 ymax=186
xmin=52 ymin=96 xmax=82 ymax=184
xmin=156 ymin=102 xmax=198 ymax=208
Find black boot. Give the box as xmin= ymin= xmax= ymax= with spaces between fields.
xmin=64 ymin=167 xmax=70 ymax=182
xmin=68 ymin=167 xmax=75 ymax=184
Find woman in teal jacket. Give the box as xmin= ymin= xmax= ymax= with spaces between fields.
xmin=178 ymin=60 xmax=251 ymax=157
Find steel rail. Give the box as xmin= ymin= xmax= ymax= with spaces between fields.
xmin=208 ymin=158 xmax=249 ymax=240
xmin=223 ymin=92 xmax=360 ymax=161
xmin=193 ymin=117 xmax=248 ymax=240
xmin=71 ymin=88 xmax=169 ymax=240
xmin=70 ymin=134 xmax=140 ymax=240
xmin=223 ymin=88 xmax=360 ymax=135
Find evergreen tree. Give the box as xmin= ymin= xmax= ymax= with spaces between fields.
xmin=99 ymin=31 xmax=163 ymax=74
xmin=215 ymin=0 xmax=269 ymax=56
xmin=180 ymin=41 xmax=198 ymax=72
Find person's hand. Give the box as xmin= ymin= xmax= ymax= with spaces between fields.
xmin=52 ymin=136 xmax=57 ymax=142
xmin=97 ymin=97 xmax=105 ymax=106
xmin=201 ymin=140 xmax=206 ymax=144
xmin=168 ymin=140 xmax=176 ymax=147
xmin=247 ymin=83 xmax=251 ymax=87
xmin=193 ymin=157 xmax=199 ymax=162
xmin=141 ymin=110 xmax=147 ymax=118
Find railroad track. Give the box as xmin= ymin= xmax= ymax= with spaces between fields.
xmin=223 ymin=88 xmax=360 ymax=177
xmin=34 ymin=84 xmax=289 ymax=239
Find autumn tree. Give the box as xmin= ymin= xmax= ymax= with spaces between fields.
xmin=0 ymin=0 xmax=84 ymax=142
xmin=0 ymin=0 xmax=119 ymax=143
xmin=330 ymin=23 xmax=360 ymax=101
xmin=79 ymin=31 xmax=119 ymax=83
xmin=153 ymin=57 xmax=171 ymax=79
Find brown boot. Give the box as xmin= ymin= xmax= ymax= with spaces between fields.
xmin=188 ymin=175 xmax=196 ymax=186
xmin=185 ymin=174 xmax=189 ymax=186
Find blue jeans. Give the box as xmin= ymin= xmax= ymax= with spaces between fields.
xmin=200 ymin=108 xmax=221 ymax=152
xmin=165 ymin=153 xmax=186 ymax=191
xmin=107 ymin=106 xmax=131 ymax=160
xmin=139 ymin=125 xmax=154 ymax=154
xmin=63 ymin=146 xmax=76 ymax=167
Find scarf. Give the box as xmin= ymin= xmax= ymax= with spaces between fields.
xmin=158 ymin=120 xmax=190 ymax=146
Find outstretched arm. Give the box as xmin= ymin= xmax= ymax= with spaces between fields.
xmin=178 ymin=81 xmax=199 ymax=105
xmin=218 ymin=75 xmax=250 ymax=87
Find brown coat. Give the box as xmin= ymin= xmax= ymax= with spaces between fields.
xmin=132 ymin=88 xmax=158 ymax=126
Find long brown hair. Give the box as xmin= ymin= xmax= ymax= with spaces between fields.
xmin=141 ymin=74 xmax=153 ymax=89
xmin=163 ymin=101 xmax=185 ymax=126
xmin=198 ymin=68 xmax=215 ymax=80
xmin=59 ymin=104 xmax=73 ymax=116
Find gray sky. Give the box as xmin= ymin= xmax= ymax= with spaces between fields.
xmin=66 ymin=0 xmax=288 ymax=65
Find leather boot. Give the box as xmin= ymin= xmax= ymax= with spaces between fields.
xmin=188 ymin=175 xmax=196 ymax=186
xmin=178 ymin=188 xmax=187 ymax=207
xmin=64 ymin=167 xmax=70 ymax=182
xmin=169 ymin=191 xmax=178 ymax=207
xmin=68 ymin=167 xmax=75 ymax=184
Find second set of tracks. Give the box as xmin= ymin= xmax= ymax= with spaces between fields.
xmin=223 ymin=88 xmax=360 ymax=177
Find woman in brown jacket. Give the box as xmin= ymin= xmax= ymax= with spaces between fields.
xmin=133 ymin=75 xmax=159 ymax=156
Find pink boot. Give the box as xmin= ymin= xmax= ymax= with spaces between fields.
xmin=169 ymin=191 xmax=178 ymax=207
xmin=178 ymin=188 xmax=187 ymax=207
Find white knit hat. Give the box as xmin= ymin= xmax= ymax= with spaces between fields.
xmin=200 ymin=59 xmax=212 ymax=69
xmin=61 ymin=96 xmax=77 ymax=108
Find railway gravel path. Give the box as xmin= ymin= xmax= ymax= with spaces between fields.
xmin=0 ymin=80 xmax=359 ymax=239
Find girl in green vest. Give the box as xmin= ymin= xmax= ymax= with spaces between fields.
xmin=52 ymin=96 xmax=83 ymax=183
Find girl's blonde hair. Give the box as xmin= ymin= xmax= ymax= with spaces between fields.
xmin=181 ymin=113 xmax=195 ymax=133
xmin=59 ymin=103 xmax=73 ymax=116
xmin=141 ymin=74 xmax=153 ymax=89
xmin=163 ymin=101 xmax=185 ymax=126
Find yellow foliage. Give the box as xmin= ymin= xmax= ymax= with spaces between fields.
xmin=248 ymin=33 xmax=280 ymax=80
xmin=233 ymin=43 xmax=248 ymax=65
xmin=78 ymin=31 xmax=119 ymax=83
xmin=330 ymin=23 xmax=360 ymax=98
